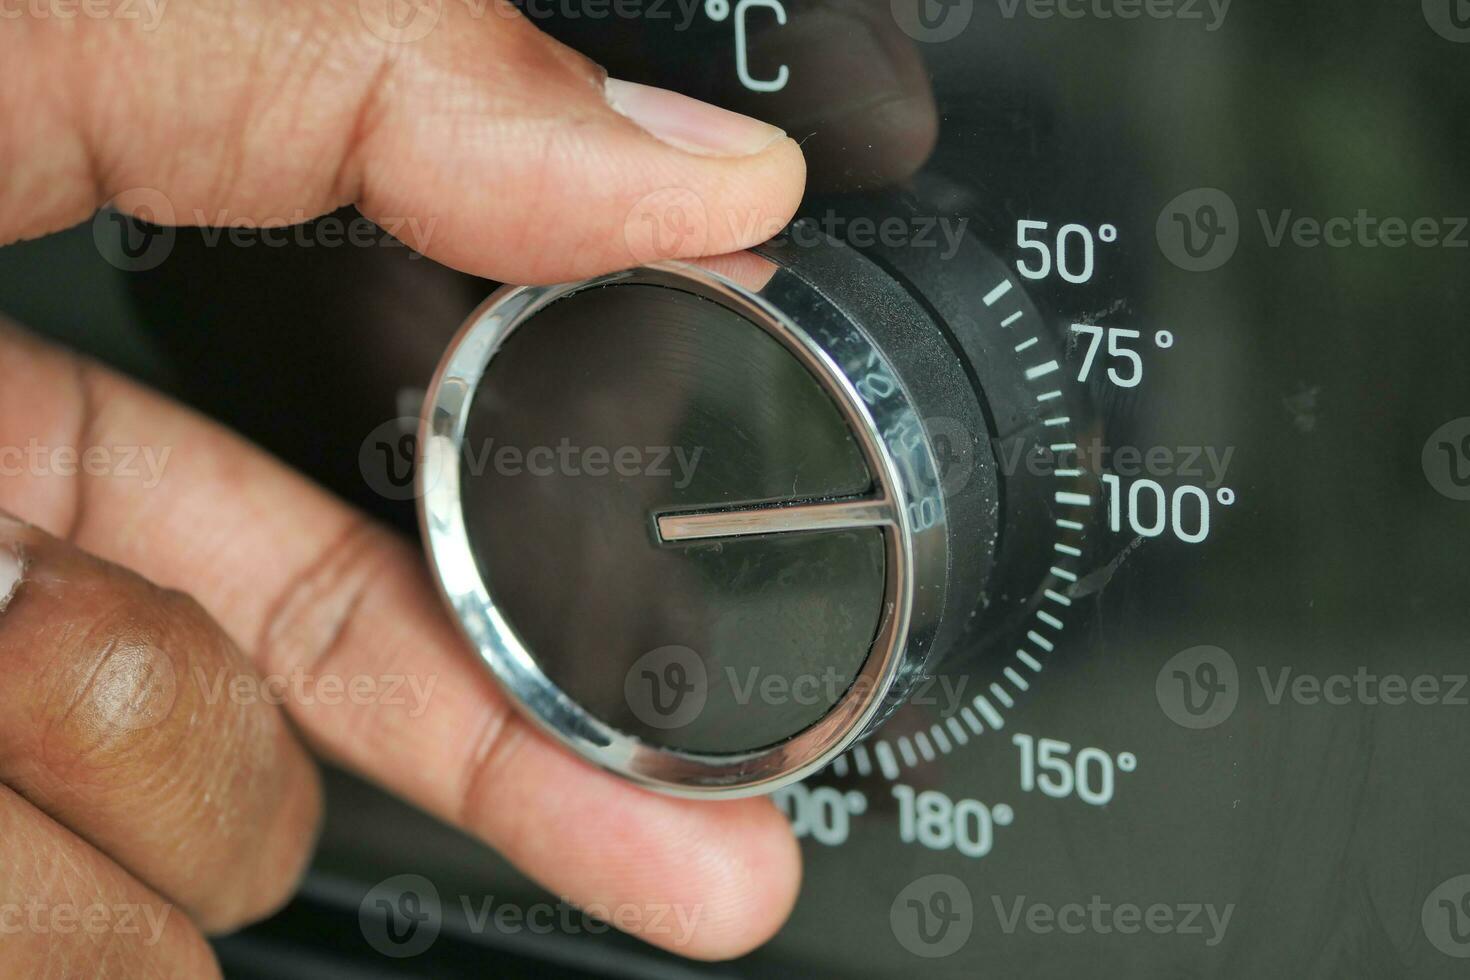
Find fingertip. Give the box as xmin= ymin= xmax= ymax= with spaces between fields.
xmin=349 ymin=10 xmax=808 ymax=283
xmin=676 ymin=795 xmax=802 ymax=961
xmin=748 ymin=134 xmax=809 ymax=229
xmin=219 ymin=749 xmax=325 ymax=934
xmin=604 ymin=137 xmax=806 ymax=278
xmin=458 ymin=730 xmax=803 ymax=961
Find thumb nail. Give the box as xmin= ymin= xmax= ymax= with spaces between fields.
xmin=604 ymin=78 xmax=787 ymax=157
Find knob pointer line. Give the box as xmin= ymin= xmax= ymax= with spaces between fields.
xmin=655 ymin=497 xmax=898 ymax=543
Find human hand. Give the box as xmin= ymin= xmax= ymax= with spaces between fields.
xmin=0 ymin=1 xmax=806 ymax=974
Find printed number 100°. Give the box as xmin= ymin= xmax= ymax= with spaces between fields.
xmin=1101 ymin=474 xmax=1234 ymax=544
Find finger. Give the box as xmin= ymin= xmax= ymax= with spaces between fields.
xmin=0 ymin=515 xmax=323 ymax=935
xmin=0 ymin=783 xmax=221 ymax=979
xmin=3 ymin=0 xmax=805 ymax=283
xmin=0 ymin=326 xmax=801 ymax=957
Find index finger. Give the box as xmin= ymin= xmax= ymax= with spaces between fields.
xmin=0 ymin=322 xmax=801 ymax=960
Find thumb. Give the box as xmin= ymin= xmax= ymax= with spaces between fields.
xmin=3 ymin=0 xmax=805 ymax=283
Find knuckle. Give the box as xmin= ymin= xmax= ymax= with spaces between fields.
xmin=0 ymin=538 xmax=319 ymax=936
xmin=256 ymin=518 xmax=386 ymax=681
xmin=35 ymin=594 xmax=185 ymax=780
xmin=457 ymin=706 xmax=529 ymax=835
